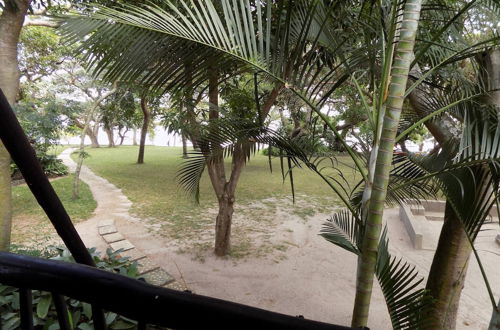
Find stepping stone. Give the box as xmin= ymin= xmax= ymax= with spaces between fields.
xmin=110 ymin=239 xmax=135 ymax=252
xmin=98 ymin=219 xmax=115 ymax=227
xmin=102 ymin=232 xmax=125 ymax=243
xmin=141 ymin=269 xmax=175 ymax=286
xmin=137 ymin=258 xmax=160 ymax=275
xmin=99 ymin=225 xmax=117 ymax=235
xmin=119 ymin=249 xmax=146 ymax=261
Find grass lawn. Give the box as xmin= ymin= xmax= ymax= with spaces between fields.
xmin=77 ymin=146 xmax=359 ymax=258
xmin=12 ymin=176 xmax=96 ymax=246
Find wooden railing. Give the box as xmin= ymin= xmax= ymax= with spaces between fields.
xmin=0 ymin=88 xmax=363 ymax=329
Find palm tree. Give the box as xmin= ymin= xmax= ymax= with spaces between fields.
xmin=61 ymin=0 xmax=500 ymax=328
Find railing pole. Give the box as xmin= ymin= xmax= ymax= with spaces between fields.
xmin=19 ymin=288 xmax=34 ymax=330
xmin=52 ymin=293 xmax=72 ymax=330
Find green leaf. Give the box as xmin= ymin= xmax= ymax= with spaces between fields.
xmin=82 ymin=302 xmax=92 ymax=318
xmin=36 ymin=295 xmax=52 ymax=319
xmin=110 ymin=320 xmax=137 ymax=329
xmin=3 ymin=317 xmax=21 ymax=330
xmin=320 ymin=209 xmax=362 ymax=255
xmin=78 ymin=323 xmax=92 ymax=330
xmin=105 ymin=312 xmax=117 ymax=325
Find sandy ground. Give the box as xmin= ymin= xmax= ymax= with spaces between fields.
xmin=110 ymin=206 xmax=499 ymax=330
xmin=56 ymin=150 xmax=500 ymax=329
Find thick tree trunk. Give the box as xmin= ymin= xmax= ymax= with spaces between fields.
xmin=0 ymin=0 xmax=30 ymax=250
xmin=409 ymin=48 xmax=500 ymax=330
xmin=88 ymin=125 xmax=100 ymax=148
xmin=425 ymin=203 xmax=472 ymax=329
xmin=105 ymin=127 xmax=115 ymax=148
xmin=137 ymin=96 xmax=150 ymax=164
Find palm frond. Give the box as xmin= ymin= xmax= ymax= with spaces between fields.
xmin=376 ymin=228 xmax=435 ymax=330
xmin=320 ymin=209 xmax=362 ymax=255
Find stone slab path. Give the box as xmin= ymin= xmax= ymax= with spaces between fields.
xmin=59 ymin=148 xmax=177 ymax=288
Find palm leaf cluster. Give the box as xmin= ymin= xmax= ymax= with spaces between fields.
xmin=320 ymin=213 xmax=435 ymax=329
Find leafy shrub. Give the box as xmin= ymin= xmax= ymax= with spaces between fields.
xmin=0 ymin=246 xmax=139 ymax=330
xmin=11 ymin=152 xmax=68 ymax=179
xmin=261 ymin=146 xmax=281 ymax=157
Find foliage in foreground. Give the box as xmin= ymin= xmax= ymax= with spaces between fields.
xmin=0 ymin=246 xmax=139 ymax=330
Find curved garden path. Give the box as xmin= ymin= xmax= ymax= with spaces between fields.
xmin=58 ymin=148 xmax=179 ymax=288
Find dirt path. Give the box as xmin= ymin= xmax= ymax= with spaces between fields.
xmin=59 ymin=148 xmax=499 ymax=329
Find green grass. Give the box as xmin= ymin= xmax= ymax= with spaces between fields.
xmin=12 ymin=176 xmax=97 ymax=245
xmin=74 ymin=145 xmax=359 ymax=259
xmin=78 ymin=146 xmax=359 ymax=220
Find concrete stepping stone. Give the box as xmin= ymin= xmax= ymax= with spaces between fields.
xmin=137 ymin=258 xmax=160 ymax=275
xmin=142 ymin=268 xmax=175 ymax=286
xmin=99 ymin=225 xmax=117 ymax=235
xmin=110 ymin=239 xmax=135 ymax=252
xmin=102 ymin=232 xmax=125 ymax=243
xmin=119 ymin=249 xmax=146 ymax=261
xmin=98 ymin=219 xmax=115 ymax=227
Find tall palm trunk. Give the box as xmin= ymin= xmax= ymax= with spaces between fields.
xmin=351 ymin=1 xmax=422 ymax=327
xmin=0 ymin=0 xmax=30 ymax=250
xmin=137 ymin=95 xmax=150 ymax=164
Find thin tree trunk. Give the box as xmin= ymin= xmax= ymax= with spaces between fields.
xmin=426 ymin=203 xmax=472 ymax=329
xmin=137 ymin=96 xmax=150 ymax=164
xmin=0 ymin=0 xmax=30 ymax=250
xmin=182 ymin=134 xmax=188 ymax=158
xmin=352 ymin=1 xmax=422 ymax=327
xmin=73 ymin=86 xmax=117 ymax=199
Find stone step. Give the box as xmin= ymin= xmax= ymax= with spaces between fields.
xmin=97 ymin=219 xmax=115 ymax=228
xmin=110 ymin=239 xmax=134 ymax=252
xmin=102 ymin=232 xmax=125 ymax=243
xmin=141 ymin=268 xmax=175 ymax=287
xmin=98 ymin=225 xmax=117 ymax=235
xmin=119 ymin=249 xmax=146 ymax=262
xmin=137 ymin=258 xmax=160 ymax=275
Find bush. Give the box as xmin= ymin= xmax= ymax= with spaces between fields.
xmin=0 ymin=246 xmax=140 ymax=330
xmin=261 ymin=146 xmax=281 ymax=157
xmin=11 ymin=151 xmax=68 ymax=180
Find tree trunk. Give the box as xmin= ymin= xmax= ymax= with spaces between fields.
xmin=352 ymin=1 xmax=422 ymax=327
xmin=73 ymin=86 xmax=117 ymax=199
xmin=88 ymin=124 xmax=100 ymax=148
xmin=182 ymin=134 xmax=188 ymax=158
xmin=132 ymin=128 xmax=138 ymax=146
xmin=137 ymin=96 xmax=150 ymax=164
xmin=425 ymin=203 xmax=472 ymax=329
xmin=409 ymin=48 xmax=500 ymax=330
xmin=105 ymin=127 xmax=115 ymax=148
xmin=0 ymin=0 xmax=30 ymax=251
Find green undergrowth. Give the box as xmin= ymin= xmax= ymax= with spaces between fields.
xmin=12 ymin=176 xmax=97 ymax=245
